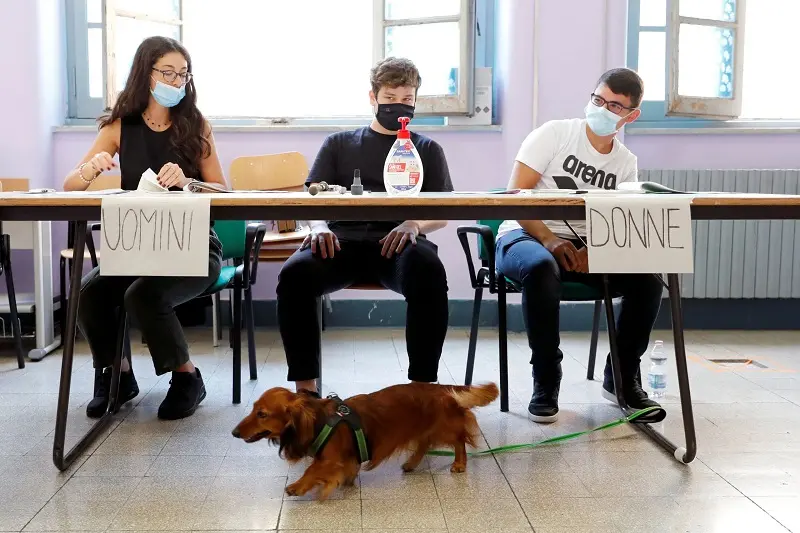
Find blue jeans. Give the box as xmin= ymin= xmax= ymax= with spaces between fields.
xmin=495 ymin=229 xmax=663 ymax=387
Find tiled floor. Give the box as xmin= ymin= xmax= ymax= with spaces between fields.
xmin=1 ymin=328 xmax=799 ymax=532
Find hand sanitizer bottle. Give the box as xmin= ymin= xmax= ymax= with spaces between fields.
xmin=383 ymin=117 xmax=424 ymax=196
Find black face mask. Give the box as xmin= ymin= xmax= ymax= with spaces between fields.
xmin=375 ymin=103 xmax=415 ymax=131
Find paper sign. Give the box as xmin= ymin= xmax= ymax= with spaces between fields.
xmin=585 ymin=195 xmax=694 ymax=273
xmin=100 ymin=195 xmax=211 ymax=277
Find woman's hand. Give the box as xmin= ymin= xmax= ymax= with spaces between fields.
xmin=89 ymin=152 xmax=116 ymax=174
xmin=157 ymin=162 xmax=191 ymax=189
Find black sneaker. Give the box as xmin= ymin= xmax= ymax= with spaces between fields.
xmin=602 ymin=369 xmax=666 ymax=423
xmin=86 ymin=367 xmax=140 ymax=418
xmin=528 ymin=379 xmax=560 ymax=423
xmin=158 ymin=368 xmax=207 ymax=420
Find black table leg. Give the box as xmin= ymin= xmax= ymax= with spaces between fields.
xmin=52 ymin=221 xmax=118 ymax=471
xmin=603 ymin=274 xmax=697 ymax=464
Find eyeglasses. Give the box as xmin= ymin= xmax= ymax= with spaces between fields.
xmin=590 ymin=93 xmax=635 ymax=115
xmin=152 ymin=68 xmax=193 ymax=85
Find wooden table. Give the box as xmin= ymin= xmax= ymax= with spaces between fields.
xmin=2 ymin=191 xmax=799 ymax=471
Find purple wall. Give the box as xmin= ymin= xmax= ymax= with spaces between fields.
xmin=3 ymin=0 xmax=800 ymax=301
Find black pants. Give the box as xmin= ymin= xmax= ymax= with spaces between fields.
xmin=495 ymin=229 xmax=663 ymax=385
xmin=277 ymin=236 xmax=449 ymax=382
xmin=77 ymin=254 xmax=221 ymax=376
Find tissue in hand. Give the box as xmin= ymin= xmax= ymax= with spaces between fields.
xmin=137 ymin=169 xmax=168 ymax=193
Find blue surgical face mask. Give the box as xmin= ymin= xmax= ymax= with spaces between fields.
xmin=151 ymin=78 xmax=185 ymax=108
xmin=584 ymin=101 xmax=628 ymax=136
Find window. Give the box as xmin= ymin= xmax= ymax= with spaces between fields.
xmin=67 ymin=0 xmax=482 ymax=122
xmin=628 ymin=0 xmax=800 ymax=126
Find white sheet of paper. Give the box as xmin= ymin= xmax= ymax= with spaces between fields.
xmin=100 ymin=195 xmax=211 ymax=277
xmin=137 ymin=168 xmax=168 ymax=193
xmin=585 ymin=195 xmax=694 ymax=274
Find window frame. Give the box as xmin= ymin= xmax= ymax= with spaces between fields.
xmin=666 ymin=0 xmax=745 ymax=119
xmin=65 ymin=0 xmax=484 ymax=124
xmin=627 ymin=0 xmax=800 ymax=133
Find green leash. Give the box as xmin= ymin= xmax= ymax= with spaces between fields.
xmin=427 ymin=406 xmax=661 ymax=457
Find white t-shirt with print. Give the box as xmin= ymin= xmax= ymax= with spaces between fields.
xmin=497 ymin=118 xmax=638 ymax=240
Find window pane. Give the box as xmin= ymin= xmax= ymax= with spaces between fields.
xmin=115 ymin=0 xmax=180 ymax=19
xmin=680 ymin=0 xmax=736 ymax=22
xmin=638 ymin=31 xmax=666 ymax=101
xmin=182 ymin=0 xmax=373 ymax=117
xmin=115 ymin=18 xmax=180 ymax=91
xmin=677 ymin=24 xmax=734 ymax=98
xmin=741 ymin=0 xmax=800 ymax=119
xmin=385 ymin=22 xmax=459 ymax=96
xmin=88 ymin=28 xmax=103 ymax=98
xmin=385 ymin=0 xmax=460 ymax=20
xmin=87 ymin=0 xmax=103 ymax=23
xmin=639 ymin=0 xmax=667 ymax=26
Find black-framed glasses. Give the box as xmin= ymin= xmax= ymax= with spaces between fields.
xmin=590 ymin=93 xmax=635 ymax=115
xmin=152 ymin=68 xmax=192 ymax=85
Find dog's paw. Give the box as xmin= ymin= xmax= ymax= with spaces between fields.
xmin=450 ymin=462 xmax=467 ymax=474
xmin=285 ymin=482 xmax=307 ymax=497
xmin=401 ymin=461 xmax=417 ymax=473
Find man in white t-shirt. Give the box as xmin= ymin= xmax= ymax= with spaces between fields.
xmin=495 ymin=68 xmax=665 ymax=424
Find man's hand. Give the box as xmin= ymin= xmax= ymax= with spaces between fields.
xmin=301 ymin=223 xmax=340 ymax=259
xmin=574 ymin=247 xmax=589 ymax=274
xmin=543 ymin=237 xmax=580 ymax=271
xmin=380 ymin=221 xmax=420 ymax=258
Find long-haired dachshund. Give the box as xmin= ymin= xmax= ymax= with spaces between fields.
xmin=232 ymin=382 xmax=498 ymax=499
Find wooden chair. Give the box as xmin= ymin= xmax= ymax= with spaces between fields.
xmin=0 ymin=179 xmax=26 ymax=368
xmin=220 ymin=152 xmax=310 ymax=348
xmin=59 ymin=175 xmax=121 ymax=335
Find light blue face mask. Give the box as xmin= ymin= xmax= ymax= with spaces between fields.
xmin=584 ymin=101 xmax=628 ymax=136
xmin=151 ymin=78 xmax=186 ymax=108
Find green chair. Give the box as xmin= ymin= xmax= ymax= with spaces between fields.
xmin=456 ymin=220 xmax=607 ymax=412
xmin=200 ymin=220 xmax=267 ymax=403
xmin=101 ymin=219 xmax=266 ymax=411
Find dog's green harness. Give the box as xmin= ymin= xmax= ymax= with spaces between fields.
xmin=309 ymin=394 xmax=370 ymax=463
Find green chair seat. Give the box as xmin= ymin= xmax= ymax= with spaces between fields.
xmin=562 ymin=281 xmax=604 ymax=301
xmin=201 ymin=265 xmax=238 ymax=297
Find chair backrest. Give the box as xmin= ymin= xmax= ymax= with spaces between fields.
xmin=214 ymin=220 xmax=247 ymax=260
xmin=477 ymin=219 xmax=503 ymax=261
xmin=87 ymin=174 xmax=121 ymax=191
xmin=229 ymin=152 xmax=309 ymax=191
xmin=0 ymin=178 xmax=30 ymax=192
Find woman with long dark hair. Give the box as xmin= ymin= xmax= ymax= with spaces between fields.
xmin=64 ymin=36 xmax=226 ymax=420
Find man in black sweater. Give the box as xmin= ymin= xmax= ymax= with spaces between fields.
xmin=277 ymin=57 xmax=453 ymax=394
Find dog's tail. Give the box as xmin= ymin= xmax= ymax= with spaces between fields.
xmin=448 ymin=382 xmax=499 ymax=409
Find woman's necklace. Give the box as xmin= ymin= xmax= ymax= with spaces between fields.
xmin=142 ymin=111 xmax=171 ymax=131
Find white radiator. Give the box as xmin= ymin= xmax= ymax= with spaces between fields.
xmin=640 ymin=169 xmax=800 ymax=299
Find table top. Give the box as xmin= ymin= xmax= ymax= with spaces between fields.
xmin=1 ymin=191 xmax=799 ymax=221
xmin=0 ymin=190 xmax=799 ymax=207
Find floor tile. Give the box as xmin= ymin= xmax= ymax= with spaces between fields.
xmin=432 ymin=472 xmax=514 ymax=499
xmin=361 ymin=498 xmax=445 ymax=529
xmin=752 ymin=496 xmax=800 ymax=532
xmin=440 ymin=498 xmax=530 ymax=531
xmin=24 ymin=499 xmax=119 ymax=531
xmin=279 ymin=500 xmax=362 ymax=530
xmin=107 ymin=500 xmax=196 ymax=531
xmin=75 ymin=455 xmax=157 ymax=477
xmin=128 ymin=476 xmax=214 ymax=502
xmin=360 ymin=472 xmax=436 ymax=499
xmin=192 ymin=498 xmax=281 ymax=530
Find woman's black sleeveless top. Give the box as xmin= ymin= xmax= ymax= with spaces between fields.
xmin=118 ymin=114 xmax=222 ymax=259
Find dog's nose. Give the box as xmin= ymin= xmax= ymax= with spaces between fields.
xmin=231 ymin=427 xmax=240 ymax=439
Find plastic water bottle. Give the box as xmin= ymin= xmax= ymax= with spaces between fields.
xmin=647 ymin=340 xmax=667 ymax=399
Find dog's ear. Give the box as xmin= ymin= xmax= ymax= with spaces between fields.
xmin=278 ymin=396 xmax=316 ymax=461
